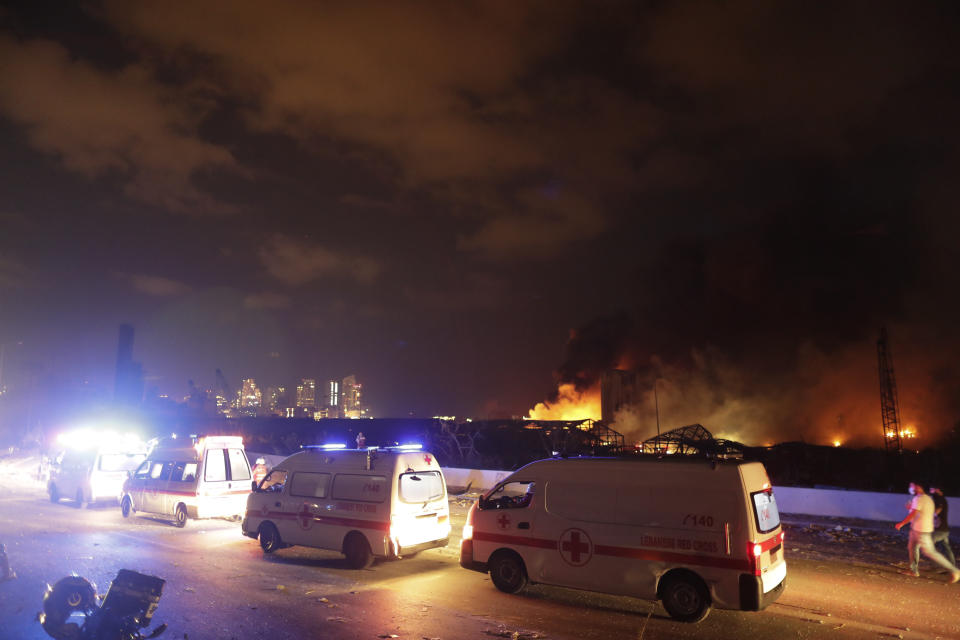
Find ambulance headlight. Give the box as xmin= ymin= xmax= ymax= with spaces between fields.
xmin=752 ymin=543 xmax=762 ymax=557
xmin=462 ymin=524 xmax=474 ymax=540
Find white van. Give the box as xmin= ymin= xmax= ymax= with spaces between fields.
xmin=460 ymin=456 xmax=786 ymax=622
xmin=120 ymin=436 xmax=252 ymax=527
xmin=242 ymin=446 xmax=451 ymax=568
xmin=49 ymin=444 xmax=147 ymax=506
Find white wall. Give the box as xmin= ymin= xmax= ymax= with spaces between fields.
xmin=443 ymin=467 xmax=960 ymax=523
xmin=773 ymin=486 xmax=959 ymax=522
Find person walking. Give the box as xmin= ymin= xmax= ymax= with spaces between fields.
xmin=895 ymin=482 xmax=960 ymax=582
xmin=929 ymin=485 xmax=956 ymax=568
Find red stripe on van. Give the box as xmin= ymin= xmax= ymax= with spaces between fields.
xmin=148 ymin=489 xmax=250 ymax=497
xmin=594 ymin=544 xmax=752 ymax=572
xmin=472 ymin=531 xmax=557 ymax=550
xmin=474 ymin=531 xmax=753 ymax=572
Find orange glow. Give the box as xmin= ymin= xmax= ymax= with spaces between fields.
xmin=833 ymin=440 xmax=842 ymax=447
xmin=526 ymin=383 xmax=601 ymax=421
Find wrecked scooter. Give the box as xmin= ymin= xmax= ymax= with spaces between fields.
xmin=39 ymin=569 xmax=166 ymax=640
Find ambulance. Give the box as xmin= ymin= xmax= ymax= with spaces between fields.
xmin=120 ymin=436 xmax=252 ymax=527
xmin=48 ymin=431 xmax=147 ymax=506
xmin=459 ymin=456 xmax=786 ymax=622
xmin=242 ymin=445 xmax=451 ymax=568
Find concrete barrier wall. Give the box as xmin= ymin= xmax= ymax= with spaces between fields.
xmin=442 ymin=466 xmax=960 ymax=522
xmin=773 ymin=486 xmax=959 ymax=522
xmin=442 ymin=467 xmax=513 ymax=491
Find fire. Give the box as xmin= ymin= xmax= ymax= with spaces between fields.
xmin=526 ymin=383 xmax=601 ymax=421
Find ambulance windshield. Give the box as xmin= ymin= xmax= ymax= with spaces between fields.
xmin=399 ymin=471 xmax=444 ymax=503
xmin=751 ymin=489 xmax=781 ymax=533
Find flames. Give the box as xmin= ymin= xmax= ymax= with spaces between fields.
xmin=526 ymin=383 xmax=601 ymax=421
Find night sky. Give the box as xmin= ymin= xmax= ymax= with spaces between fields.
xmin=1 ymin=2 xmax=959 ymax=447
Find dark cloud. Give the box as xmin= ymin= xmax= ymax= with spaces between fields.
xmin=0 ymin=37 xmax=239 ymax=214
xmin=258 ymin=235 xmax=380 ymax=286
xmin=118 ymin=273 xmax=193 ymax=297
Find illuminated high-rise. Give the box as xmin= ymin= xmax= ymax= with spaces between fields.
xmin=341 ymin=375 xmax=363 ymax=419
xmin=240 ymin=378 xmax=261 ymax=408
xmin=296 ymin=378 xmax=317 ymax=409
xmin=327 ymin=379 xmax=340 ymax=409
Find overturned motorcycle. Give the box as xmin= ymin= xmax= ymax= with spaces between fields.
xmin=39 ymin=569 xmax=166 ymax=640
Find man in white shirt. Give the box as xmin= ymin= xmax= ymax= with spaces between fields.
xmin=895 ymin=482 xmax=960 ymax=582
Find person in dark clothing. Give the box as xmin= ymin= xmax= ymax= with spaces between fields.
xmin=930 ymin=486 xmax=956 ymax=567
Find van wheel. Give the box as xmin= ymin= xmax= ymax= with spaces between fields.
xmin=489 ymin=551 xmax=528 ymax=594
xmin=174 ymin=503 xmax=188 ymax=528
xmin=661 ymin=573 xmax=711 ymax=622
xmin=49 ymin=484 xmax=60 ymax=503
xmin=120 ymin=496 xmax=132 ymax=518
xmin=75 ymin=489 xmax=85 ymax=508
xmin=259 ymin=522 xmax=282 ymax=554
xmin=344 ymin=533 xmax=374 ymax=569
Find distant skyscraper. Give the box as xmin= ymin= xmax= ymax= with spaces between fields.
xmin=265 ymin=386 xmax=280 ymax=413
xmin=114 ymin=324 xmax=144 ymax=405
xmin=240 ymin=378 xmax=261 ymax=408
xmin=341 ymin=375 xmax=363 ymax=419
xmin=328 ymin=379 xmax=340 ymax=408
xmin=296 ymin=378 xmax=316 ymax=409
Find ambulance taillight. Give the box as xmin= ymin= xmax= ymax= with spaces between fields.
xmin=748 ymin=542 xmax=763 ymax=576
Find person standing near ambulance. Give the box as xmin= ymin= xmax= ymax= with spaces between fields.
xmin=894 ymin=482 xmax=960 ymax=582
xmin=929 ymin=485 xmax=956 ymax=567
xmin=252 ymin=458 xmax=269 ymax=487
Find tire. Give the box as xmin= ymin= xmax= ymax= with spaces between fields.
xmin=75 ymin=488 xmax=85 ymax=508
xmin=489 ymin=551 xmax=528 ymax=594
xmin=49 ymin=484 xmax=60 ymax=503
xmin=259 ymin=522 xmax=282 ymax=554
xmin=174 ymin=503 xmax=188 ymax=528
xmin=660 ymin=573 xmax=711 ymax=623
xmin=343 ymin=533 xmax=374 ymax=569
xmin=40 ymin=575 xmax=97 ymax=638
xmin=120 ymin=496 xmax=132 ymax=518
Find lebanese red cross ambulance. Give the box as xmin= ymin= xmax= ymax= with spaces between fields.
xmin=242 ymin=444 xmax=451 ymax=568
xmin=120 ymin=436 xmax=252 ymax=527
xmin=460 ymin=456 xmax=786 ymax=622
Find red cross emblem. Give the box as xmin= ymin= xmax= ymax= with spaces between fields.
xmin=297 ymin=503 xmax=314 ymax=530
xmin=559 ymin=528 xmax=592 ymax=566
xmin=497 ymin=514 xmax=511 ymax=529
xmin=423 ymin=454 xmax=433 ymax=465
xmin=260 ymin=503 xmax=270 ymax=517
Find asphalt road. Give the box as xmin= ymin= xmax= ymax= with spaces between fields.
xmin=1 ymin=460 xmax=959 ymax=639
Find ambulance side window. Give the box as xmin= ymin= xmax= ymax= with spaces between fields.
xmin=204 ymin=448 xmax=227 ymax=482
xmin=171 ymin=462 xmax=198 ymax=483
xmin=260 ymin=470 xmax=287 ymax=493
xmin=134 ymin=461 xmax=150 ymax=479
xmin=481 ymin=481 xmax=535 ymax=509
xmin=290 ymin=472 xmax=330 ymax=499
xmin=150 ymin=462 xmax=173 ymax=480
xmin=332 ymin=474 xmax=387 ymax=503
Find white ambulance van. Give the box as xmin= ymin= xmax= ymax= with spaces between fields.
xmin=120 ymin=436 xmax=252 ymax=527
xmin=460 ymin=456 xmax=786 ymax=622
xmin=48 ymin=436 xmax=148 ymax=506
xmin=242 ymin=445 xmax=451 ymax=568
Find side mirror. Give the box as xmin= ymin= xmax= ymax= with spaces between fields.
xmin=251 ymin=480 xmax=258 ymax=492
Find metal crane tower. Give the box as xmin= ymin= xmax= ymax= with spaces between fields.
xmin=877 ymin=327 xmax=903 ymax=452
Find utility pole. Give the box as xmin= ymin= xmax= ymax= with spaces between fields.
xmin=654 ymin=380 xmax=661 ymax=437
